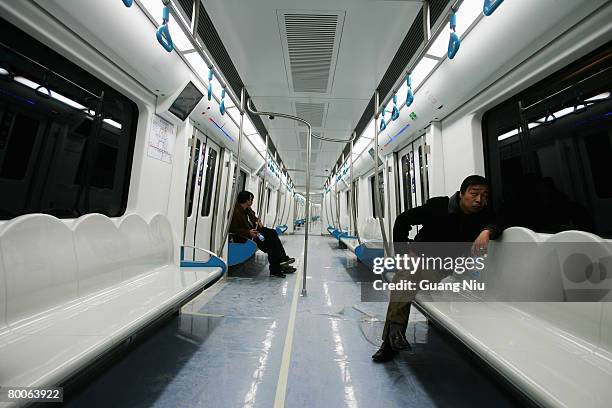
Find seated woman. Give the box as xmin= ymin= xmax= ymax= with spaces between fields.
xmin=230 ymin=191 xmax=295 ymax=278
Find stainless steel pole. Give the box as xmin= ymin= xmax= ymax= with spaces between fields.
xmin=373 ymin=91 xmax=391 ymax=257
xmin=217 ymin=87 xmax=245 ymax=255
xmin=262 ymin=134 xmax=269 ymax=226
xmin=246 ymin=100 xmax=311 ymax=296
xmin=334 ymin=164 xmax=341 ymax=232
xmin=304 ymin=123 xmax=311 ymax=297
xmin=350 ymin=135 xmax=362 ymax=245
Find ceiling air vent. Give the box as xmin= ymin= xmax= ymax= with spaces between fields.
xmin=298 ymin=131 xmax=322 ymax=151
xmin=295 ymin=102 xmax=327 ymax=128
xmin=278 ymin=10 xmax=345 ymax=94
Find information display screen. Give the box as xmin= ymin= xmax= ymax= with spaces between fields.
xmin=168 ymin=82 xmax=203 ymax=121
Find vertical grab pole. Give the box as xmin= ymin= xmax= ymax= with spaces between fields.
xmin=262 ymin=134 xmax=269 ymax=226
xmin=350 ymin=134 xmax=362 ymax=245
xmin=374 ymin=91 xmax=391 ymax=257
xmin=245 ymin=100 xmax=311 ymax=296
xmin=217 ymin=87 xmax=245 ymax=255
xmin=272 ymin=153 xmax=280 ymax=228
xmin=303 ymin=121 xmax=311 ymax=296
xmin=335 ymin=163 xmax=341 ymax=232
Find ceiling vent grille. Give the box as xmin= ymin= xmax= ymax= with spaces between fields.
xmin=301 ymin=151 xmax=319 ymax=163
xmin=278 ymin=11 xmax=345 ymax=94
xmin=298 ymin=131 xmax=322 ymax=151
xmin=295 ymin=102 xmax=327 ymax=128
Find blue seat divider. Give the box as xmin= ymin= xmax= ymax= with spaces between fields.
xmin=355 ymin=243 xmax=384 ymax=268
xmin=227 ymin=239 xmax=258 ymax=267
xmin=180 ymin=246 xmax=228 ymax=274
xmin=275 ymin=225 xmax=288 ymax=235
xmin=337 ymin=231 xmax=357 ymax=240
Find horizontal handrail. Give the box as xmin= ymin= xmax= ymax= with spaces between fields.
xmin=181 ymin=244 xmax=220 ymax=259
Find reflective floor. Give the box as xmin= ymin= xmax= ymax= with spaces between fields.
xmin=64 ymin=228 xmax=525 ymax=407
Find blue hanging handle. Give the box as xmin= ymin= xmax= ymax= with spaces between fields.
xmin=122 ymin=0 xmax=133 ymax=7
xmin=220 ymin=89 xmax=226 ymax=115
xmin=448 ymin=12 xmax=460 ymax=59
xmin=207 ymin=69 xmax=213 ymax=101
xmin=405 ymin=75 xmax=414 ymax=107
xmin=391 ymin=94 xmax=400 ymax=121
xmin=379 ymin=103 xmax=387 ymax=131
xmin=449 ymin=12 xmax=457 ymax=31
xmin=156 ymin=6 xmax=174 ymax=52
xmin=483 ymin=0 xmax=504 ymax=16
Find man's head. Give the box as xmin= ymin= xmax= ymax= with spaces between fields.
xmin=458 ymin=175 xmax=490 ymax=214
xmin=237 ymin=190 xmax=254 ymax=209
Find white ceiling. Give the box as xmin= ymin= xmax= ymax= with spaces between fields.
xmin=203 ymin=0 xmax=422 ymax=189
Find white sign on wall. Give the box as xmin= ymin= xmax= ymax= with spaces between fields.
xmin=148 ymin=115 xmax=176 ymax=164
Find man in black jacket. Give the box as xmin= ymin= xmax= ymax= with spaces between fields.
xmin=372 ymin=175 xmax=501 ymax=362
xmin=230 ymin=191 xmax=295 ymax=277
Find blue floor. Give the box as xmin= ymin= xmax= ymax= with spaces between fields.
xmin=64 ymin=228 xmax=525 ymax=407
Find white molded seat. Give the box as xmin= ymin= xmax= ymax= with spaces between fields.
xmin=0 ymin=213 xmax=222 ymax=394
xmin=340 ymin=237 xmax=359 ymax=252
xmin=73 ymin=214 xmax=128 ymax=298
xmin=0 ymin=250 xmax=6 ymax=337
xmin=415 ymin=227 xmax=612 ymax=408
xmin=2 ymin=214 xmax=79 ymax=329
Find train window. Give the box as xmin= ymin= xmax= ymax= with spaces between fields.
xmin=239 ymin=169 xmax=247 ymax=192
xmin=483 ymin=42 xmax=612 ymax=237
xmin=266 ymin=188 xmax=272 ymax=213
xmin=186 ymin=139 xmax=202 ymax=217
xmin=370 ymin=171 xmax=385 ymax=218
xmin=400 ymin=153 xmax=413 ymax=211
xmin=256 ymin=178 xmax=264 ymax=214
xmin=200 ymin=147 xmax=217 ymax=217
xmin=0 ymin=18 xmax=138 ymax=219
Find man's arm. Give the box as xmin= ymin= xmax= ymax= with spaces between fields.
xmin=230 ymin=210 xmax=255 ymax=240
xmin=472 ymin=214 xmax=504 ymax=254
xmin=392 ymin=203 xmax=431 ymax=242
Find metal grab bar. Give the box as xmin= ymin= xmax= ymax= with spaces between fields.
xmin=373 ymin=91 xmax=392 ymax=259
xmin=181 ymin=244 xmax=221 ymax=259
xmin=350 ymin=136 xmax=362 ymax=245
xmin=217 ymin=88 xmax=246 ymax=256
xmin=247 ymin=99 xmax=311 ymax=296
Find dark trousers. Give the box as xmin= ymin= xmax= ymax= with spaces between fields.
xmin=255 ymin=227 xmax=288 ymax=273
xmin=382 ymin=268 xmax=412 ymax=341
xmin=381 ymin=263 xmax=446 ymax=341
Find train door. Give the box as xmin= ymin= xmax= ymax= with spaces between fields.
xmin=183 ymin=133 xmax=222 ymax=259
xmin=210 ymin=151 xmax=238 ymax=253
xmin=397 ymin=134 xmax=429 ymax=238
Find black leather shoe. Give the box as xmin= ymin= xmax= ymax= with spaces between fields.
xmin=372 ymin=341 xmax=397 ymax=362
xmin=282 ymin=266 xmax=296 ymax=274
xmin=271 ymin=271 xmax=286 ymax=278
xmin=388 ymin=323 xmax=412 ymax=351
xmin=280 ymin=257 xmax=296 ymax=267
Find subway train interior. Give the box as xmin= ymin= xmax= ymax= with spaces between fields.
xmin=0 ymin=0 xmax=611 ymax=407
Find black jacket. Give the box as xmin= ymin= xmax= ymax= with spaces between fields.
xmin=229 ymin=204 xmax=259 ymax=241
xmin=393 ymin=192 xmax=501 ymax=243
